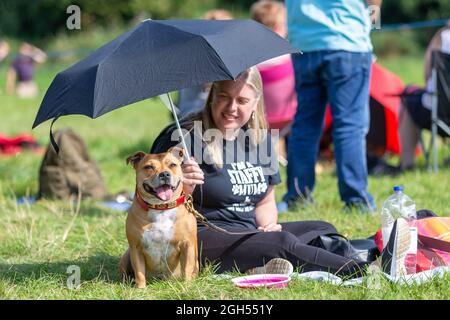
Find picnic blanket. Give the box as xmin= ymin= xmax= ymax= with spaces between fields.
xmin=213 ymin=266 xmax=450 ymax=287
xmin=290 ymin=266 xmax=450 ymax=286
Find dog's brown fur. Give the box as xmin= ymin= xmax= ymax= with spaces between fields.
xmin=119 ymin=147 xmax=198 ymax=288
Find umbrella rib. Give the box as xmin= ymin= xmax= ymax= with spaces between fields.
xmin=91 ymin=27 xmax=141 ymax=116
xmin=197 ymin=37 xmax=234 ymax=79
xmin=151 ymin=20 xmax=234 ymax=78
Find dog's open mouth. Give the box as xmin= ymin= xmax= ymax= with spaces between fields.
xmin=143 ymin=182 xmax=179 ymax=201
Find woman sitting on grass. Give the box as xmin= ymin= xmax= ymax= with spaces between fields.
xmin=151 ymin=67 xmax=409 ymax=278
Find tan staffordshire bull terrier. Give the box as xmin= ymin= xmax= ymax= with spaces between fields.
xmin=119 ymin=147 xmax=198 ymax=288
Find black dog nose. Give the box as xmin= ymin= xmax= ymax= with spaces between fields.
xmin=158 ymin=171 xmax=171 ymax=180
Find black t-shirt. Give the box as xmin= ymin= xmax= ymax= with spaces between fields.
xmin=151 ymin=123 xmax=281 ymax=230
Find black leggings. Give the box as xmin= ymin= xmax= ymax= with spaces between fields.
xmin=198 ymin=221 xmax=370 ymax=278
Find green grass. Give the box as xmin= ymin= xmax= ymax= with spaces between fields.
xmin=0 ymin=54 xmax=449 ymax=300
xmin=377 ymin=54 xmax=426 ymax=86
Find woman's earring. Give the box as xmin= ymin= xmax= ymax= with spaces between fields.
xmin=252 ymin=112 xmax=256 ymax=120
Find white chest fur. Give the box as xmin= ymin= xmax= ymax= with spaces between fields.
xmin=142 ymin=208 xmax=178 ymax=273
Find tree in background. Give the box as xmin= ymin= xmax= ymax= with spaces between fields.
xmin=0 ymin=0 xmax=448 ymax=42
xmin=381 ymin=0 xmax=450 ymax=24
xmin=0 ymin=0 xmax=222 ymax=40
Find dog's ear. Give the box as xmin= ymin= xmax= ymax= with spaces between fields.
xmin=168 ymin=147 xmax=184 ymax=163
xmin=126 ymin=151 xmax=146 ymax=168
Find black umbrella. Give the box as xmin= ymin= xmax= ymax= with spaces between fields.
xmin=32 ymin=19 xmax=299 ymax=154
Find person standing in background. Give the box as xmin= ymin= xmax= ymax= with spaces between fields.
xmin=6 ymin=42 xmax=47 ymax=98
xmin=279 ymin=0 xmax=382 ymax=213
xmin=250 ymin=0 xmax=297 ymax=165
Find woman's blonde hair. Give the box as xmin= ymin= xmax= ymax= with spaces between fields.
xmin=181 ymin=67 xmax=267 ymax=167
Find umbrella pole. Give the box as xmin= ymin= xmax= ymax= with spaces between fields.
xmin=166 ymin=93 xmax=191 ymax=162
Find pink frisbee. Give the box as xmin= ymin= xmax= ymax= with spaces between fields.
xmin=231 ymin=274 xmax=291 ymax=289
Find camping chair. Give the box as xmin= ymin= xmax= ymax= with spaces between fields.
xmin=422 ymin=51 xmax=450 ymax=171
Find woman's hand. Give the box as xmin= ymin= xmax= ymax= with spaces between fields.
xmin=181 ymin=157 xmax=204 ymax=195
xmin=257 ymin=223 xmax=282 ymax=232
xmin=255 ymin=186 xmax=280 ymax=232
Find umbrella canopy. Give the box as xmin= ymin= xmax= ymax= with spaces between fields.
xmin=33 ymin=19 xmax=299 ymax=128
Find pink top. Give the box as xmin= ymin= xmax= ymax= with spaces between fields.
xmin=257 ymin=55 xmax=297 ymax=130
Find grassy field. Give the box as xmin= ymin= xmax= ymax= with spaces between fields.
xmin=0 ymin=52 xmax=449 ymax=300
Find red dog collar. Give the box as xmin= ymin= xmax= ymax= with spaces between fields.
xmin=135 ymin=188 xmax=186 ymax=211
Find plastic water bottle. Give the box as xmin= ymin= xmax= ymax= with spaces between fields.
xmin=381 ymin=186 xmax=417 ymax=274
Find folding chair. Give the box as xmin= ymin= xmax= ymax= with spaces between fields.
xmin=423 ymin=51 xmax=450 ymax=171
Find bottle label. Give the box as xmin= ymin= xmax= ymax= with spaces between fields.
xmin=405 ymin=227 xmax=418 ymax=274
xmin=407 ymin=227 xmax=418 ymax=254
xmin=381 ymin=226 xmax=392 ymax=249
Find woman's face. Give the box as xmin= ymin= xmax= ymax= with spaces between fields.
xmin=210 ymin=79 xmax=258 ymax=137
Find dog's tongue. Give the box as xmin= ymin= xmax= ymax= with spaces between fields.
xmin=155 ymin=185 xmax=173 ymax=201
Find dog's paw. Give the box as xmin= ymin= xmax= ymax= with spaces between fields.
xmin=135 ymin=282 xmax=146 ymax=289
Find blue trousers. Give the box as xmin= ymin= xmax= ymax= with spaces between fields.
xmin=284 ymin=50 xmax=375 ymax=208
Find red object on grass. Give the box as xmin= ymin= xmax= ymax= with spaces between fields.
xmin=0 ymin=133 xmax=41 ymax=156
xmin=369 ymin=63 xmax=405 ymax=155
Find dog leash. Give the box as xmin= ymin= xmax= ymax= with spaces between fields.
xmin=184 ymin=194 xmax=262 ymax=236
